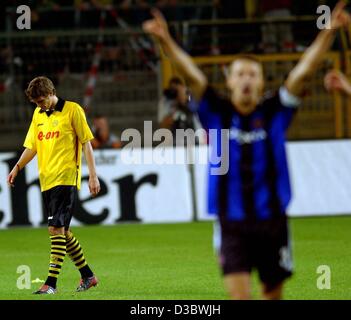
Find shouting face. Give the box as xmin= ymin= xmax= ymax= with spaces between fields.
xmin=226 ymin=58 xmax=264 ymax=115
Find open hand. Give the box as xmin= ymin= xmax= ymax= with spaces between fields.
xmin=324 ymin=69 xmax=351 ymax=94
xmin=330 ymin=1 xmax=351 ymax=29
xmin=89 ymin=176 xmax=101 ymax=197
xmin=142 ymin=9 xmax=170 ymax=42
xmin=7 ymin=166 xmax=19 ymax=187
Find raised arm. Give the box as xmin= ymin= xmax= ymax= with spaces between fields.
xmin=7 ymin=148 xmax=36 ymax=187
xmin=285 ymin=1 xmax=350 ymax=97
xmin=143 ymin=9 xmax=207 ymax=101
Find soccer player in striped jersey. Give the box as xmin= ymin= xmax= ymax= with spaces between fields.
xmin=143 ymin=1 xmax=350 ymax=299
xmin=7 ymin=76 xmax=100 ymax=294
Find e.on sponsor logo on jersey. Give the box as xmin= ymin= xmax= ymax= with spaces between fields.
xmin=38 ymin=131 xmax=60 ymax=141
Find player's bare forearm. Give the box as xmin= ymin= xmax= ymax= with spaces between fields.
xmin=83 ymin=141 xmax=100 ymax=196
xmin=17 ymin=148 xmax=37 ymax=170
xmin=159 ymin=37 xmax=207 ymax=100
xmin=7 ymin=148 xmax=36 ymax=187
xmin=286 ymin=1 xmax=350 ymax=96
xmin=286 ymin=29 xmax=336 ymax=96
xmin=83 ymin=141 xmax=98 ymax=178
xmin=143 ymin=9 xmax=207 ymax=100
xmin=342 ymin=79 xmax=351 ymax=95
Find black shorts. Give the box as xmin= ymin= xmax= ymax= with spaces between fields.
xmin=42 ymin=185 xmax=77 ymax=230
xmin=216 ymin=216 xmax=293 ymax=289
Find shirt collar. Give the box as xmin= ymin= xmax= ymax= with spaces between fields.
xmin=39 ymin=97 xmax=65 ymax=113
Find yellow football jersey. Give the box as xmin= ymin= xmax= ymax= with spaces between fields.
xmin=24 ymin=98 xmax=94 ymax=192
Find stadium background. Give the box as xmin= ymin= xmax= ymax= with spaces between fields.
xmin=0 ymin=0 xmax=351 ymax=300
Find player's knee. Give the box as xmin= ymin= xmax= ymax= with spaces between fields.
xmin=262 ymin=283 xmax=283 ymax=300
xmin=224 ymin=273 xmax=251 ymax=300
xmin=226 ymin=282 xmax=251 ymax=300
xmin=262 ymin=291 xmax=282 ymax=300
xmin=229 ymin=289 xmax=251 ymax=300
xmin=48 ymin=226 xmax=65 ymax=236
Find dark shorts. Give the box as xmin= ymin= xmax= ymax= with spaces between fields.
xmin=42 ymin=185 xmax=77 ymax=230
xmin=215 ymin=216 xmax=293 ymax=289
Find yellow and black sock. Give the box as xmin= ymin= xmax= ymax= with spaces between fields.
xmin=66 ymin=233 xmax=93 ymax=278
xmin=45 ymin=234 xmax=66 ymax=289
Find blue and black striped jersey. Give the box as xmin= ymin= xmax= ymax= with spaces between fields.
xmin=198 ymin=86 xmax=299 ymax=221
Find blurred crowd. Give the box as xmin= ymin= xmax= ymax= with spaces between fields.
xmin=1 ymin=0 xmax=343 ymax=149
xmin=2 ymin=1 xmax=341 ymax=31
xmin=2 ymin=0 xmax=212 ymax=30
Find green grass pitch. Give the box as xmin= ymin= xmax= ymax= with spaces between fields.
xmin=0 ymin=216 xmax=350 ymax=300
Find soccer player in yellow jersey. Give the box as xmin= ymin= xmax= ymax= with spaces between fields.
xmin=7 ymin=76 xmax=100 ymax=294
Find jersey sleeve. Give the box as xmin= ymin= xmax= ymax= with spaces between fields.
xmin=197 ymin=86 xmax=230 ymax=129
xmin=262 ymin=86 xmax=301 ymax=131
xmin=278 ymin=86 xmax=301 ymax=109
xmin=23 ymin=114 xmax=37 ymax=151
xmin=72 ymin=104 xmax=94 ymax=144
